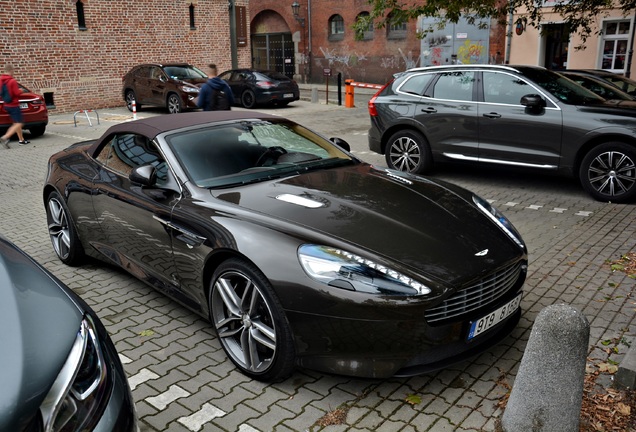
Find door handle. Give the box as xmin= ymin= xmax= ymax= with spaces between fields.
xmin=421 ymin=107 xmax=437 ymax=113
xmin=483 ymin=112 xmax=502 ymax=119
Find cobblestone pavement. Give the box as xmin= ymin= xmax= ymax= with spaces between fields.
xmin=0 ymin=101 xmax=634 ymax=432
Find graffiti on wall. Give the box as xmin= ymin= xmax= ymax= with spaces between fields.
xmin=457 ymin=40 xmax=485 ymax=64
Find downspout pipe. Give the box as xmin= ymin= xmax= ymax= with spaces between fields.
xmin=505 ymin=7 xmax=513 ymax=64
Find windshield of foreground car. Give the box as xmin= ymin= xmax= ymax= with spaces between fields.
xmin=167 ymin=120 xmax=355 ymax=188
xmin=518 ymin=67 xmax=606 ymax=105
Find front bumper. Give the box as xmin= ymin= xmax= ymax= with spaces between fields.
xmin=287 ymin=289 xmax=523 ymax=378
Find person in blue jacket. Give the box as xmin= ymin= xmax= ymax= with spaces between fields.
xmin=197 ymin=64 xmax=234 ymax=111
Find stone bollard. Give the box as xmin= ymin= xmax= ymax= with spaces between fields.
xmin=311 ymin=86 xmax=319 ymax=103
xmin=501 ymin=304 xmax=589 ymax=432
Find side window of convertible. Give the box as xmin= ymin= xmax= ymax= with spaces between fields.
xmin=95 ymin=134 xmax=168 ymax=185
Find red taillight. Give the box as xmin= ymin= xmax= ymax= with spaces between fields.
xmin=368 ymin=95 xmax=379 ymax=117
xmin=368 ymin=80 xmax=392 ymax=117
xmin=257 ymin=81 xmax=275 ymax=89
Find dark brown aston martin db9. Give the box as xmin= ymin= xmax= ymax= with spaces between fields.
xmin=43 ymin=111 xmax=527 ymax=382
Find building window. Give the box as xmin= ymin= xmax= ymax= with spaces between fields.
xmin=387 ymin=13 xmax=407 ymax=40
xmin=357 ymin=12 xmax=374 ymax=40
xmin=600 ymin=20 xmax=631 ymax=72
xmin=189 ymin=3 xmax=196 ymax=30
xmin=329 ymin=15 xmax=345 ymax=41
xmin=76 ymin=0 xmax=86 ymax=30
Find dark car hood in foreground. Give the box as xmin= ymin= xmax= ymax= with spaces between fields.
xmin=213 ymin=164 xmax=522 ymax=286
xmin=0 ymin=238 xmax=82 ymax=430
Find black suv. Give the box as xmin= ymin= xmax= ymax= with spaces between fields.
xmin=368 ymin=64 xmax=636 ymax=203
xmin=122 ymin=63 xmax=208 ymax=114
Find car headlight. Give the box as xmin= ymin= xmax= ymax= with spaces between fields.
xmin=473 ymin=195 xmax=526 ymax=250
xmin=40 ymin=315 xmax=109 ymax=432
xmin=298 ymin=244 xmax=431 ymax=296
xmin=180 ymin=86 xmax=199 ymax=93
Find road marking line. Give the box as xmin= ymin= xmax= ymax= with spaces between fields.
xmin=147 ymin=385 xmax=190 ymax=410
xmin=177 ymin=403 xmax=226 ymax=431
xmin=128 ymin=368 xmax=159 ymax=391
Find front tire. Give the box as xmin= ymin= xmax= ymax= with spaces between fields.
xmin=579 ymin=142 xmax=636 ymax=203
xmin=167 ymin=93 xmax=182 ymax=114
xmin=241 ymin=90 xmax=256 ymax=109
xmin=209 ymin=258 xmax=295 ymax=382
xmin=125 ymin=90 xmax=141 ymax=112
xmin=45 ymin=191 xmax=85 ymax=266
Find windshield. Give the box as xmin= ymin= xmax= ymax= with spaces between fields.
xmin=163 ymin=65 xmax=207 ymax=80
xmin=518 ymin=67 xmax=605 ymax=105
xmin=167 ymin=120 xmax=354 ymax=188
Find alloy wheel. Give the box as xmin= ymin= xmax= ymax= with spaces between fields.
xmin=585 ymin=150 xmax=636 ymax=199
xmin=47 ymin=197 xmax=72 ymax=260
xmin=211 ymin=270 xmax=277 ymax=374
xmin=388 ymin=136 xmax=421 ymax=172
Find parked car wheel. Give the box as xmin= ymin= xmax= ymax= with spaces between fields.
xmin=125 ymin=90 xmax=140 ymax=112
xmin=29 ymin=125 xmax=46 ymax=137
xmin=209 ymin=258 xmax=295 ymax=382
xmin=45 ymin=191 xmax=85 ymax=266
xmin=241 ymin=90 xmax=257 ymax=109
xmin=385 ymin=130 xmax=432 ymax=174
xmin=579 ymin=142 xmax=636 ymax=203
xmin=167 ymin=93 xmax=182 ymax=114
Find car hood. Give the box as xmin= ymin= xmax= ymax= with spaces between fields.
xmin=579 ymin=99 xmax=636 ymax=115
xmin=0 ymin=239 xmax=82 ymax=430
xmin=178 ymin=77 xmax=208 ymax=87
xmin=213 ymin=164 xmax=522 ymax=286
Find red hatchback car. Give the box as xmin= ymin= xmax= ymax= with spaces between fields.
xmin=0 ymin=83 xmax=48 ymax=137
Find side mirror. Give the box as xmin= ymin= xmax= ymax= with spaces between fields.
xmin=520 ymin=94 xmax=546 ymax=109
xmin=130 ymin=165 xmax=157 ymax=186
xmin=330 ymin=137 xmax=351 ymax=152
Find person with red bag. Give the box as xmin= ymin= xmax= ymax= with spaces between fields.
xmin=0 ymin=65 xmax=29 ymax=149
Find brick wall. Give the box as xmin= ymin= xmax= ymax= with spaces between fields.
xmin=0 ymin=0 xmax=251 ymax=113
xmin=252 ymin=0 xmax=422 ymax=85
xmin=251 ymin=1 xmax=507 ymax=85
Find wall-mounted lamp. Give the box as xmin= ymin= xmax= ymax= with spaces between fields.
xmin=291 ymin=1 xmax=305 ymax=27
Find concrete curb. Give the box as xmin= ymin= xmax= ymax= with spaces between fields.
xmin=615 ymin=341 xmax=636 ymax=389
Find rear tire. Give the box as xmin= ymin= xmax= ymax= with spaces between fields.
xmin=241 ymin=90 xmax=256 ymax=109
xmin=385 ymin=130 xmax=432 ymax=174
xmin=209 ymin=258 xmax=295 ymax=382
xmin=579 ymin=142 xmax=636 ymax=203
xmin=28 ymin=125 xmax=46 ymax=137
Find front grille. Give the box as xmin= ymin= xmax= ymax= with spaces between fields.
xmin=425 ymin=262 xmax=522 ymax=324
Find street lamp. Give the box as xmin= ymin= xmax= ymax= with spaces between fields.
xmin=291 ymin=1 xmax=305 ymax=27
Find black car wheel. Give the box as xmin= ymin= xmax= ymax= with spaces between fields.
xmin=167 ymin=93 xmax=182 ymax=114
xmin=209 ymin=258 xmax=295 ymax=382
xmin=579 ymin=142 xmax=636 ymax=203
xmin=125 ymin=90 xmax=140 ymax=112
xmin=46 ymin=191 xmax=85 ymax=266
xmin=241 ymin=90 xmax=256 ymax=109
xmin=385 ymin=130 xmax=432 ymax=174
xmin=29 ymin=125 xmax=46 ymax=137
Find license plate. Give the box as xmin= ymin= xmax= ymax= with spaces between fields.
xmin=20 ymin=102 xmax=28 ymax=109
xmin=283 ymin=93 xmax=293 ymax=98
xmin=468 ymin=293 xmax=522 ymax=340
